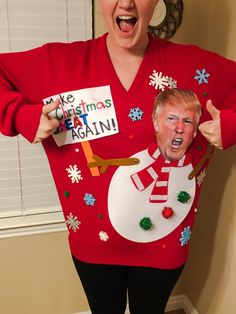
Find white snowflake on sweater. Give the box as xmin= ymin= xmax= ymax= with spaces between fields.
xmin=99 ymin=231 xmax=109 ymax=242
xmin=197 ymin=168 xmax=206 ymax=186
xmin=167 ymin=77 xmax=177 ymax=89
xmin=149 ymin=71 xmax=169 ymax=91
xmin=66 ymin=165 xmax=83 ymax=183
xmin=66 ymin=213 xmax=81 ymax=232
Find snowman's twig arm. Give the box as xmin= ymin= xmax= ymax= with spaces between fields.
xmin=88 ymin=154 xmax=140 ymax=173
xmin=188 ymin=144 xmax=215 ymax=179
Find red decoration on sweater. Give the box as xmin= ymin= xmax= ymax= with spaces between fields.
xmin=162 ymin=207 xmax=174 ymax=219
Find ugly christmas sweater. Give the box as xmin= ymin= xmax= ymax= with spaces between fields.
xmin=0 ymin=34 xmax=236 ymax=269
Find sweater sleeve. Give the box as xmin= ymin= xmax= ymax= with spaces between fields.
xmin=220 ymin=110 xmax=236 ymax=149
xmin=211 ymin=53 xmax=236 ymax=149
xmin=0 ymin=47 xmax=45 ymax=142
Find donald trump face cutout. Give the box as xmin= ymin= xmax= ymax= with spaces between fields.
xmin=153 ymin=89 xmax=202 ymax=161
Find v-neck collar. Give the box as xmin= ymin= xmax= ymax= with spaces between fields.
xmin=102 ymin=33 xmax=156 ymax=96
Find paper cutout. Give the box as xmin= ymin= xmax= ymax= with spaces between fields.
xmin=43 ymin=85 xmax=119 ymax=147
xmin=188 ymin=144 xmax=214 ymax=179
xmin=88 ymin=154 xmax=140 ymax=174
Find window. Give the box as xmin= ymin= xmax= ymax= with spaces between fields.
xmin=0 ymin=0 xmax=93 ymax=238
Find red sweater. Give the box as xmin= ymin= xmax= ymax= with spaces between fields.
xmin=0 ymin=34 xmax=236 ymax=268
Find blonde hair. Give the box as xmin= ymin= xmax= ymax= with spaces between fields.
xmin=153 ymin=89 xmax=202 ymax=126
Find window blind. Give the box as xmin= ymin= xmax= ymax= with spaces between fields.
xmin=0 ymin=0 xmax=93 ymax=237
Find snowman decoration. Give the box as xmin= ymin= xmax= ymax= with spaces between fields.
xmin=108 ymin=89 xmax=202 ymax=243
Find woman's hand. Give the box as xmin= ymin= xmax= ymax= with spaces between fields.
xmin=198 ymin=100 xmax=223 ymax=149
xmin=33 ymin=99 xmax=60 ymax=143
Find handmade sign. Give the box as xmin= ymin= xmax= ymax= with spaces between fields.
xmin=43 ymin=85 xmax=119 ymax=147
xmin=43 ymin=86 xmax=119 ymax=176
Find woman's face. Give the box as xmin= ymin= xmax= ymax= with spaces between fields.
xmin=99 ymin=0 xmax=158 ymax=51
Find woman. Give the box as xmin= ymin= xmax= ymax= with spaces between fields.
xmin=0 ymin=1 xmax=236 ymax=313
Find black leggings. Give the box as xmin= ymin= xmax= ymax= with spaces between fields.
xmin=72 ymin=256 xmax=184 ymax=314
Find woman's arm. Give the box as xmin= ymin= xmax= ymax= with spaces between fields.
xmin=0 ymin=46 xmax=55 ymax=142
xmin=199 ymin=53 xmax=236 ymax=150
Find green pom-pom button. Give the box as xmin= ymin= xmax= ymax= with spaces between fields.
xmin=177 ymin=191 xmax=190 ymax=203
xmin=64 ymin=191 xmax=70 ymax=197
xmin=139 ymin=217 xmax=152 ymax=230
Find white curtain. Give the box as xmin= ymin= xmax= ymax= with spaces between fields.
xmin=0 ymin=0 xmax=93 ymax=237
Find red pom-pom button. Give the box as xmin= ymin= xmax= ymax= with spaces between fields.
xmin=162 ymin=207 xmax=174 ymax=219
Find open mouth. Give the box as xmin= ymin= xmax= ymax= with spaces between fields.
xmin=116 ymin=15 xmax=137 ymax=33
xmin=171 ymin=138 xmax=183 ymax=150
